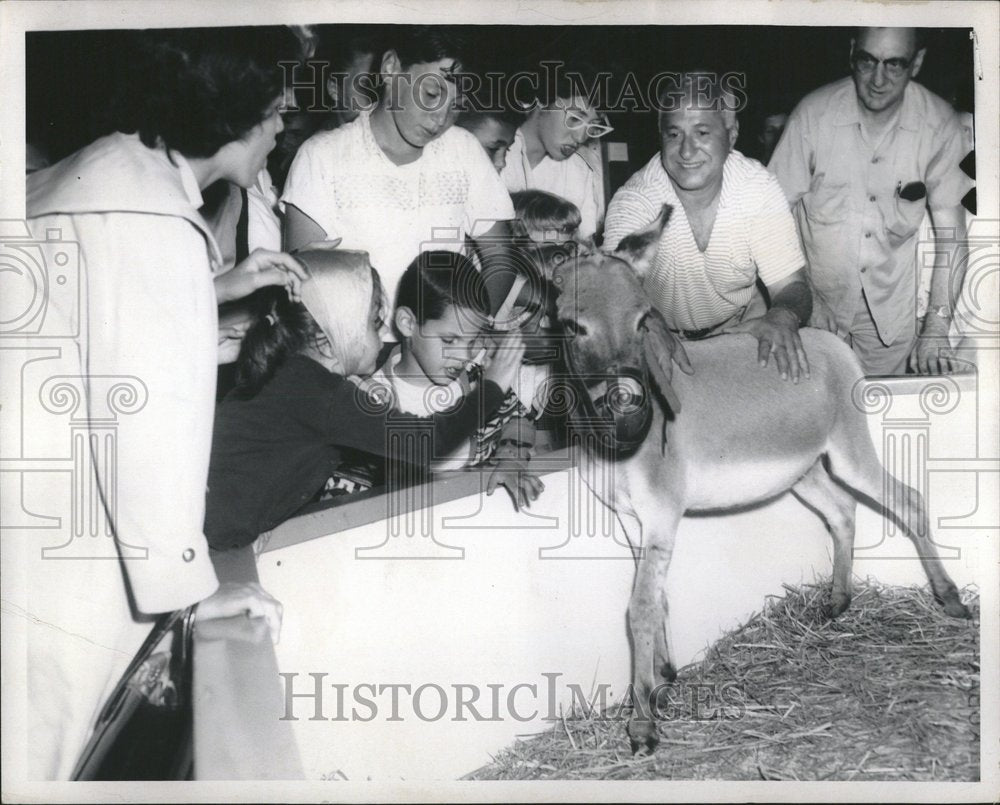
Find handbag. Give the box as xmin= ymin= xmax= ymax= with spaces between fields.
xmin=71 ymin=606 xmax=197 ymax=780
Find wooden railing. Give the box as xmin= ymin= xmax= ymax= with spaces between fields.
xmin=255 ymin=447 xmax=577 ymax=554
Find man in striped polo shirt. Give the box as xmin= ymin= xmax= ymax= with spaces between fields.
xmin=604 ymin=73 xmax=812 ymax=383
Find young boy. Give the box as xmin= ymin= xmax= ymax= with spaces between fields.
xmin=455 ymin=107 xmax=524 ymax=173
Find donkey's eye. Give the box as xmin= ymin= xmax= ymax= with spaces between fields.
xmin=636 ymin=312 xmax=650 ymax=333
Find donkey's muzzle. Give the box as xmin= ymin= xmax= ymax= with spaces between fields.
xmin=586 ymin=367 xmax=654 ymax=454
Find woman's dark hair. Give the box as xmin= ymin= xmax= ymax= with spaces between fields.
xmin=391 ymin=25 xmax=471 ymax=72
xmin=315 ymin=24 xmax=385 ymax=72
xmin=527 ymin=55 xmax=607 ymax=109
xmin=134 ymin=26 xmax=303 ymax=158
xmin=234 ymin=286 xmax=325 ymax=398
xmin=313 ymin=24 xmax=385 ymax=111
xmin=394 ymin=251 xmax=489 ymax=328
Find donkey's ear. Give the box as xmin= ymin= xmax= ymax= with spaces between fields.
xmin=575 ymin=233 xmax=598 ymax=255
xmin=612 ymin=204 xmax=672 ymax=279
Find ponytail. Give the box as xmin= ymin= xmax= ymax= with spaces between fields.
xmin=233 ymin=287 xmax=319 ymax=398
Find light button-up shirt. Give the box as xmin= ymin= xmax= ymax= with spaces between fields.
xmin=769 ymin=78 xmax=972 ymax=345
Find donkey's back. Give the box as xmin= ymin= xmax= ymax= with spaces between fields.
xmin=651 ymin=328 xmax=870 ymax=511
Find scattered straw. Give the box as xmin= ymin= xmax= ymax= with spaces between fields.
xmin=466 ymin=578 xmax=980 ymax=781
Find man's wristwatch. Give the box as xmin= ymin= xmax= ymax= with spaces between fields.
xmin=929 ymin=305 xmax=952 ymax=321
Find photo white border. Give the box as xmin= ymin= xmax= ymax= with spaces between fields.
xmin=1 ymin=1 xmax=996 ymax=802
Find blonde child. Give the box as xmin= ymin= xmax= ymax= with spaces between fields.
xmin=510 ymin=188 xmax=582 ymax=245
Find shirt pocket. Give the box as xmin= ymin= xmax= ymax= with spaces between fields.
xmin=804 ymin=181 xmax=849 ymax=226
xmin=885 ymin=196 xmax=926 ymax=246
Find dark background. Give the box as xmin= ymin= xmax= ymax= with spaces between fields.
xmin=26 ymin=24 xmax=975 ymax=186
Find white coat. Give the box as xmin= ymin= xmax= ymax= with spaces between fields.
xmin=14 ymin=132 xmax=223 ymax=779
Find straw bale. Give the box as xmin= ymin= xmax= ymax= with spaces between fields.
xmin=466 ymin=579 xmax=980 ymax=781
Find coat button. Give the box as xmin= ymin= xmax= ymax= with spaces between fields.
xmin=860 ymin=267 xmax=868 ymax=274
xmin=869 ymin=195 xmax=876 ymax=202
xmin=182 ymin=548 xmax=196 ymax=562
xmin=871 ymin=157 xmax=880 ymax=164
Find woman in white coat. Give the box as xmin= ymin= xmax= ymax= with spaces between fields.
xmin=21 ymin=27 xmax=305 ymax=780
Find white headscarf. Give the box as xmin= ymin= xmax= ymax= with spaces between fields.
xmin=296 ymin=248 xmax=381 ymax=372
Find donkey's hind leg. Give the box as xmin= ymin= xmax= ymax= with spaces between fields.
xmin=791 ymin=459 xmax=858 ymax=619
xmin=826 ymin=423 xmax=971 ymax=619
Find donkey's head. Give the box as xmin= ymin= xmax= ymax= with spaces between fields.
xmin=550 ymin=205 xmax=676 ymax=453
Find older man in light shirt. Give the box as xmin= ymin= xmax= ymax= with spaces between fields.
xmin=769 ymin=27 xmax=972 ymax=375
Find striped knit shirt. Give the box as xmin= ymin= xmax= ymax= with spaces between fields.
xmin=604 ymin=150 xmax=804 ymax=331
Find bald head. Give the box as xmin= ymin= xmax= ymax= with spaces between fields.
xmin=855 ymin=26 xmax=922 ymax=53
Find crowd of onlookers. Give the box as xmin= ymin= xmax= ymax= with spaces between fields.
xmin=20 ymin=23 xmax=976 ymax=780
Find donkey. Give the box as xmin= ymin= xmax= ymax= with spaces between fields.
xmin=548 ymin=206 xmax=971 ymax=756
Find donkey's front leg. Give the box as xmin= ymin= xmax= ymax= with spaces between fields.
xmin=626 ymin=507 xmax=682 ymax=756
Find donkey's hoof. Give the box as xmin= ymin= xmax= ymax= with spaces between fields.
xmin=629 ymin=734 xmax=659 ymax=758
xmin=824 ymin=594 xmax=851 ymax=620
xmin=627 ymin=722 xmax=659 ymax=757
xmin=943 ymin=598 xmax=972 ymax=620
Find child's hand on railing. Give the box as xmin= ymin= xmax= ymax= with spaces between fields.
xmin=486 ymin=461 xmax=544 ymax=512
xmin=486 ymin=440 xmax=544 ymax=512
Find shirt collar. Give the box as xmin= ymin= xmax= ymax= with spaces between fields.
xmin=896 ymin=83 xmax=921 ymax=131
xmin=834 ymin=83 xmax=861 ymax=127
xmin=360 ymin=108 xmax=447 ymax=166
xmin=513 ymin=127 xmax=534 ymax=181
xmin=718 ymin=151 xmax=736 ymax=206
xmin=653 ymin=155 xmax=680 ymax=202
xmin=171 ymin=150 xmax=205 ymax=210
xmin=358 ymin=110 xmax=384 ymax=160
